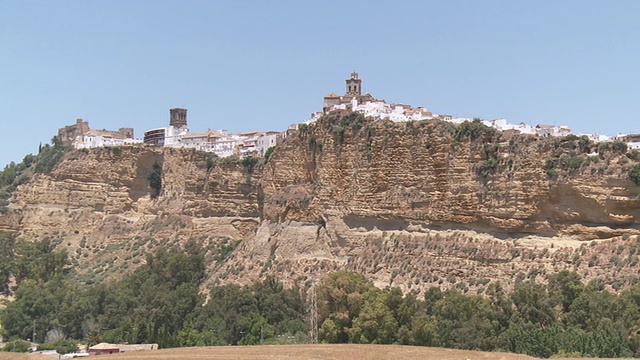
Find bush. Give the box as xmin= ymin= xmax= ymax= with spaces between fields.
xmin=2 ymin=339 xmax=31 ymax=352
xmin=546 ymin=159 xmax=558 ymax=178
xmin=628 ymin=150 xmax=640 ymax=161
xmin=220 ymin=155 xmax=239 ymax=166
xmin=454 ymin=119 xmax=498 ymax=142
xmin=34 ymin=136 xmax=70 ymax=174
xmin=562 ymin=134 xmax=581 ymax=142
xmin=560 ymin=156 xmax=585 ymax=174
xmin=37 ymin=339 xmax=79 ymax=355
xmin=263 ymin=146 xmax=276 ymax=162
xmin=629 ymin=164 xmax=640 ymax=185
xmin=612 ymin=140 xmax=628 ymax=154
xmin=0 ymin=153 xmax=40 ymax=212
xmin=597 ymin=142 xmax=609 ymax=157
xmin=148 ymin=162 xmax=162 ymax=198
xmin=477 ymin=158 xmax=499 ymax=179
xmin=240 ymin=156 xmax=259 ymax=175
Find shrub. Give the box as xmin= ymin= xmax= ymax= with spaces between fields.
xmin=562 ymin=134 xmax=581 ymax=142
xmin=220 ymin=156 xmax=239 ymax=166
xmin=546 ymin=159 xmax=558 ymax=178
xmin=2 ymin=340 xmax=31 ymax=352
xmin=477 ymin=158 xmax=499 ymax=179
xmin=629 ymin=164 xmax=640 ymax=185
xmin=240 ymin=156 xmax=259 ymax=175
xmin=37 ymin=339 xmax=79 ymax=355
xmin=34 ymin=136 xmax=70 ymax=174
xmin=628 ymin=149 xmax=640 ymax=161
xmin=597 ymin=142 xmax=609 ymax=157
xmin=0 ymin=155 xmax=37 ymax=212
xmin=263 ymin=146 xmax=276 ymax=162
xmin=454 ymin=119 xmax=498 ymax=142
xmin=560 ymin=155 xmax=585 ymax=174
xmin=148 ymin=162 xmax=162 ymax=198
xmin=205 ymin=154 xmax=216 ymax=172
xmin=612 ymin=140 xmax=628 ymax=154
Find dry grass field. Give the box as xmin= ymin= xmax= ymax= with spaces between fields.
xmin=0 ymin=345 xmax=632 ymax=360
xmin=85 ymin=344 xmax=539 ymax=360
xmin=0 ymin=354 xmax=49 ymax=360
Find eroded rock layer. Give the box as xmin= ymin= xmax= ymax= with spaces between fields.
xmin=3 ymin=115 xmax=640 ymax=293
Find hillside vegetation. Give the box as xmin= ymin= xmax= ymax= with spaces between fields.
xmin=2 ymin=232 xmax=640 ymax=358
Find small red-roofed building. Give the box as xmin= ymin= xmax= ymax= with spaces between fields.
xmin=88 ymin=342 xmax=120 ymax=356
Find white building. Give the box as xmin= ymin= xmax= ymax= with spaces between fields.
xmin=143 ymin=126 xmax=189 ymax=147
xmin=535 ymin=124 xmax=572 ymax=137
xmin=76 ymin=130 xmax=142 ymax=149
xmin=256 ymin=131 xmax=282 ymax=156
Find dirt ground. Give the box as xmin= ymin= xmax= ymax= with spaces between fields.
xmin=0 ymin=345 xmax=632 ymax=360
xmin=0 ymin=354 xmax=49 ymax=360
xmin=79 ymin=344 xmax=538 ymax=360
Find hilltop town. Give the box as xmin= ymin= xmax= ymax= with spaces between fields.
xmin=2 ymin=73 xmax=640 ymax=359
xmin=56 ymin=73 xmax=640 ymax=154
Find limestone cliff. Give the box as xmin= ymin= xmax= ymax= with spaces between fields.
xmin=3 ymin=114 xmax=640 ymax=294
xmin=1 ymin=146 xmax=260 ymax=284
xmin=224 ymin=114 xmax=640 ymax=293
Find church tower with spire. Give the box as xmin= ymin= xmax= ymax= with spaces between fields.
xmin=345 ymin=72 xmax=362 ymax=97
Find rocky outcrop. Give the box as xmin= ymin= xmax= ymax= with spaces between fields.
xmin=261 ymin=116 xmax=639 ymax=236
xmin=3 ymin=114 xmax=640 ymax=293
xmin=2 ymin=146 xmax=260 ymax=283
xmin=223 ymin=115 xmax=640 ymax=293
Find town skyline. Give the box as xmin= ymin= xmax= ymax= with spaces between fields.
xmin=53 ymin=72 xmax=640 ymax=159
xmin=3 ymin=1 xmax=640 ymax=168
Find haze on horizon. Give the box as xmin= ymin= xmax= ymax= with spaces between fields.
xmin=1 ymin=0 xmax=639 ymax=168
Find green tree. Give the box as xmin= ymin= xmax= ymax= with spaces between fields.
xmin=200 ymin=284 xmax=257 ymax=345
xmin=238 ymin=312 xmax=274 ymax=345
xmin=547 ymin=270 xmax=583 ymax=312
xmin=629 ymin=164 xmax=640 ymax=185
xmin=407 ymin=313 xmax=439 ymax=346
xmin=240 ymin=156 xmax=259 ymax=175
xmin=177 ymin=320 xmax=206 ymax=347
xmin=385 ymin=287 xmax=419 ymax=330
xmin=263 ymin=146 xmax=276 ymax=162
xmin=2 ymin=339 xmax=31 ymax=352
xmin=454 ymin=118 xmax=498 ymax=142
xmin=317 ymin=271 xmax=373 ymax=343
xmin=433 ymin=290 xmax=497 ymax=350
xmin=148 ymin=162 xmax=162 ymax=198
xmin=503 ymin=321 xmax=562 ymax=358
xmin=612 ymin=140 xmax=628 ymax=154
xmin=251 ymin=276 xmax=305 ymax=336
xmin=37 ymin=339 xmax=79 ymax=355
xmin=319 ymin=318 xmax=339 ymax=343
xmin=510 ymin=280 xmax=557 ymax=327
xmin=565 ymin=286 xmax=616 ymax=330
xmin=423 ymin=287 xmax=443 ymax=315
xmin=34 ymin=136 xmax=69 ymax=174
xmin=0 ymin=232 xmax=16 ymax=294
xmin=349 ymin=288 xmax=398 ymax=344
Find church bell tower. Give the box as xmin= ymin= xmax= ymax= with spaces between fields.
xmin=169 ymin=108 xmax=188 ymax=128
xmin=345 ymin=72 xmax=362 ymax=97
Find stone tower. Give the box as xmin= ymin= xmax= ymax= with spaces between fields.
xmin=345 ymin=72 xmax=362 ymax=97
xmin=169 ymin=108 xmax=188 ymax=128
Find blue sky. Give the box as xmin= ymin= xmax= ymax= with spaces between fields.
xmin=1 ymin=1 xmax=639 ymax=168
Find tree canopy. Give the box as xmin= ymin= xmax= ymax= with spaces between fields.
xmin=2 ymin=234 xmax=640 ymax=358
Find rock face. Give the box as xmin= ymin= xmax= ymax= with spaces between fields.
xmin=3 ymin=114 xmax=640 ymax=293
xmin=2 ymin=146 xmax=261 ymax=284
xmin=262 ymin=116 xmax=639 ymax=236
